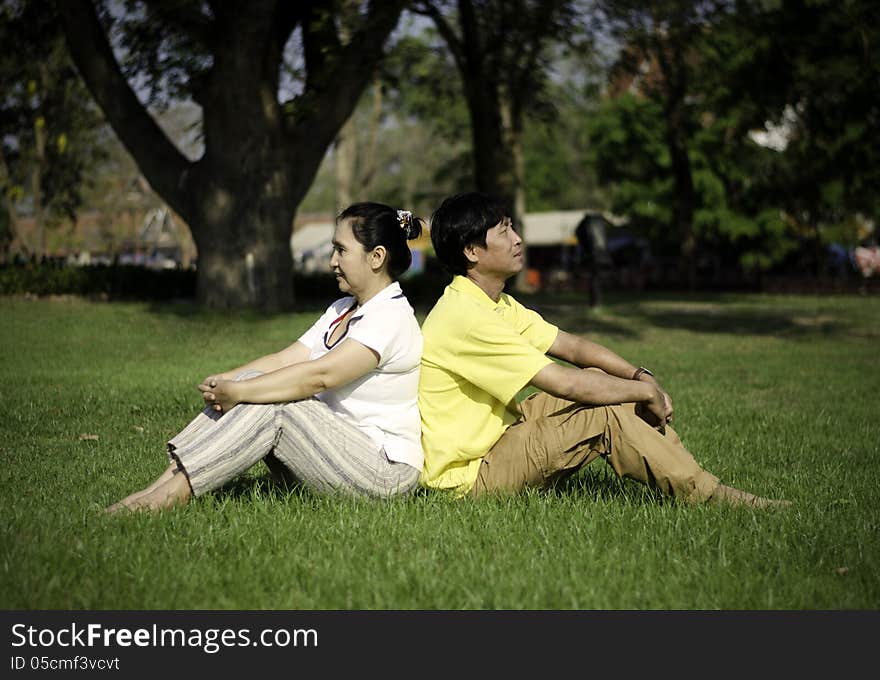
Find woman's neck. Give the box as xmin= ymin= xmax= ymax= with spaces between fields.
xmin=353 ymin=275 xmax=394 ymax=306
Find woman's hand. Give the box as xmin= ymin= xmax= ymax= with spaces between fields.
xmin=200 ymin=372 xmax=232 ymax=388
xmin=198 ymin=377 xmax=240 ymax=414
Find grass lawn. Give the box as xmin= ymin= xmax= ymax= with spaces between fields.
xmin=1 ymin=290 xmax=878 ymax=610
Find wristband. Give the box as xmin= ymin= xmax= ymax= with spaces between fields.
xmin=632 ymin=367 xmax=654 ymax=381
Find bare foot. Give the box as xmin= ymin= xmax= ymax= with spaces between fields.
xmin=708 ymin=484 xmax=792 ymax=509
xmin=105 ymin=464 xmax=179 ymax=513
xmin=106 ymin=473 xmax=192 ymax=513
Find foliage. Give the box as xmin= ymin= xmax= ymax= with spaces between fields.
xmin=584 ymin=0 xmax=877 ymax=272
xmin=712 ymin=0 xmax=880 ymax=247
xmin=521 ymin=48 xmax=610 ymax=212
xmin=0 ymin=0 xmax=106 ymax=253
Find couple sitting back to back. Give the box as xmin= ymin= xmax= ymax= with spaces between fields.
xmin=110 ymin=193 xmax=787 ymax=513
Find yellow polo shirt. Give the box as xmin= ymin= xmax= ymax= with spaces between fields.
xmin=418 ymin=275 xmax=559 ymax=494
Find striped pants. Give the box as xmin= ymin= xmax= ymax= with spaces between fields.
xmin=167 ymin=372 xmax=420 ymax=499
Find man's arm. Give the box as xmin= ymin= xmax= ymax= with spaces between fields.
xmin=546 ymin=329 xmax=637 ymax=378
xmin=530 ymin=362 xmax=667 ymax=424
xmin=539 ymin=329 xmax=673 ymax=428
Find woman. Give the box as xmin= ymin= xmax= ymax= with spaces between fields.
xmin=108 ymin=202 xmax=425 ymax=512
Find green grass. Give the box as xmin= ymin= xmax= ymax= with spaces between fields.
xmin=1 ymin=291 xmax=878 ymax=610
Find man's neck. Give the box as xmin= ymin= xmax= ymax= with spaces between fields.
xmin=465 ymin=270 xmax=507 ymax=303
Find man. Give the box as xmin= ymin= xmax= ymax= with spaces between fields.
xmin=418 ymin=191 xmax=788 ymax=507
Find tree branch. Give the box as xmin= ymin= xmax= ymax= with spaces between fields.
xmin=412 ymin=1 xmax=467 ymax=71
xmin=141 ymin=0 xmax=214 ymax=50
xmin=282 ymin=0 xmax=406 ymax=193
xmin=54 ymin=0 xmax=193 ymax=215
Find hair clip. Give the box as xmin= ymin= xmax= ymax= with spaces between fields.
xmin=397 ymin=209 xmax=413 ymax=232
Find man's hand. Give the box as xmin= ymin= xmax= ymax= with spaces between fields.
xmin=198 ymin=377 xmax=240 ymax=414
xmin=636 ymin=373 xmax=673 ymax=424
xmin=635 ymin=387 xmax=669 ymax=434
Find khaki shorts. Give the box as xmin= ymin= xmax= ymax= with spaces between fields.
xmin=469 ymin=392 xmax=719 ymax=503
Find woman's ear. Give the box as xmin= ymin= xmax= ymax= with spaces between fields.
xmin=370 ymin=245 xmax=388 ymax=271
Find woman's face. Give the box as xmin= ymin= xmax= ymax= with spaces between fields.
xmin=329 ymin=218 xmax=374 ymax=298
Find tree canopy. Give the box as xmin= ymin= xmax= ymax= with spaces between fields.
xmin=5 ymin=0 xmax=873 ymax=297
xmin=55 ymin=0 xmax=407 ymax=310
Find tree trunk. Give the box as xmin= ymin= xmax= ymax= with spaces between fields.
xmin=500 ymin=91 xmax=531 ymax=291
xmin=0 ymin=147 xmax=29 ymax=257
xmin=667 ymin=120 xmax=697 ymax=288
xmin=335 ymin=117 xmax=357 ymax=213
xmin=194 ymin=216 xmax=294 ymax=312
xmin=56 ymin=0 xmax=404 ymax=310
xmin=464 ymin=76 xmax=516 ymax=209
xmin=658 ymin=41 xmax=697 ymax=290
xmin=32 ymin=113 xmax=47 ymax=256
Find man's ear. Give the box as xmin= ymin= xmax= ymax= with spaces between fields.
xmin=463 ymin=243 xmax=480 ymax=265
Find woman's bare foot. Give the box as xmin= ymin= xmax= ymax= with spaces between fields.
xmin=708 ymin=483 xmax=792 ymax=509
xmin=106 ymin=471 xmax=192 ymax=513
xmin=105 ymin=463 xmax=179 ymax=513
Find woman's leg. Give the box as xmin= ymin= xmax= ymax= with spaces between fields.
xmin=271 ymin=399 xmax=420 ymax=498
xmin=105 ymin=404 xmax=222 ymax=513
xmin=106 ymin=465 xmax=192 ymax=513
xmin=105 ymin=462 xmax=179 ymax=512
xmin=107 ymin=370 xmax=278 ymax=513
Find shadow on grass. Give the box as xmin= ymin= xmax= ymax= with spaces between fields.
xmin=206 ymin=462 xmax=306 ymax=503
xmin=634 ymin=306 xmax=848 ymax=338
xmin=550 ymin=468 xmax=668 ymax=506
xmin=519 ymin=291 xmax=854 ymax=340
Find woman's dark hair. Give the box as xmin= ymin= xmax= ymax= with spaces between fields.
xmin=429 ymin=192 xmax=510 ymax=276
xmin=337 ymin=202 xmax=424 ymax=279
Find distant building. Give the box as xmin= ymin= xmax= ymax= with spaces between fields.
xmin=520 ymin=209 xmax=636 ymax=290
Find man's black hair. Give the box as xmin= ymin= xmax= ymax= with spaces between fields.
xmin=429 ymin=192 xmax=510 ymax=276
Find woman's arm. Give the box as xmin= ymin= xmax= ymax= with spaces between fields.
xmin=202 ymin=340 xmax=312 ymax=384
xmin=199 ymin=339 xmax=379 ymax=413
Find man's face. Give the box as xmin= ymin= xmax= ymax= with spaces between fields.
xmin=467 ymin=217 xmax=524 ymax=279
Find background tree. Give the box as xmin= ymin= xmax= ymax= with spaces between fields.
xmin=522 ymin=47 xmax=608 ymax=213
xmin=413 ymin=0 xmax=581 ymax=231
xmin=301 ymin=25 xmax=474 ymax=219
xmin=591 ymin=0 xmax=733 ymax=286
xmin=55 ymin=0 xmax=407 ymax=311
xmin=589 ymin=0 xmax=878 ymax=282
xmin=710 ymin=0 xmax=880 ymax=274
xmin=0 ymin=1 xmax=105 ymax=260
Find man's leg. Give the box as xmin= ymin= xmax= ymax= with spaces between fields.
xmin=471 ymin=393 xmax=786 ymax=506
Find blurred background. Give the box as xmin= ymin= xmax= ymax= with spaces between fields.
xmin=2 ymin=0 xmax=877 ymax=310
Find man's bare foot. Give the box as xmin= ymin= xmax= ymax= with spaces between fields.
xmin=105 ymin=473 xmax=192 ymax=513
xmin=708 ymin=483 xmax=792 ymax=509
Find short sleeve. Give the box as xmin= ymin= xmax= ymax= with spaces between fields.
xmin=507 ymin=297 xmax=559 ymax=353
xmin=433 ymin=312 xmax=554 ymax=407
xmin=296 ymin=299 xmax=353 ymax=353
xmin=346 ymin=304 xmax=406 ymax=365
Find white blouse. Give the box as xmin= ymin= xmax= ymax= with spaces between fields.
xmin=296 ymin=281 xmax=424 ymax=470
